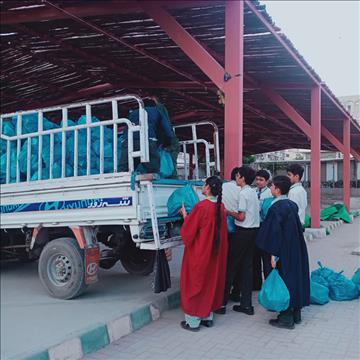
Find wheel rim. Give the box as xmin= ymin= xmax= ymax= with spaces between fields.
xmin=47 ymin=254 xmax=72 ymax=287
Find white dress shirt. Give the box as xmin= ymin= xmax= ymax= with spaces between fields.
xmin=288 ymin=182 xmax=307 ymax=225
xmin=236 ymin=185 xmax=260 ymax=228
xmin=222 ymin=180 xmax=241 ymax=212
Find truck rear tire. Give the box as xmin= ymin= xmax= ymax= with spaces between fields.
xmin=38 ymin=238 xmax=87 ymax=299
xmin=120 ymin=241 xmax=155 ymax=276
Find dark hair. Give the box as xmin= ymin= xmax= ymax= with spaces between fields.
xmin=286 ymin=164 xmax=304 ymax=179
xmin=272 ymin=175 xmax=291 ymax=195
xmin=205 ymin=176 xmax=223 ymax=251
xmin=238 ymin=166 xmax=256 ymax=185
xmin=230 ymin=167 xmax=239 ymax=181
xmin=256 ymin=169 xmax=270 ymax=181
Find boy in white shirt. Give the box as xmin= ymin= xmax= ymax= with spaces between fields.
xmin=256 ymin=169 xmax=272 ymax=205
xmin=286 ymin=164 xmax=307 ymax=226
xmin=222 ymin=167 xmax=242 ymax=302
xmin=253 ymin=169 xmax=273 ymax=289
xmin=222 ymin=167 xmax=241 ymax=216
xmin=216 ymin=166 xmax=259 ymax=315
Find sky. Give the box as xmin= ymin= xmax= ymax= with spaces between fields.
xmin=262 ymin=0 xmax=359 ymax=97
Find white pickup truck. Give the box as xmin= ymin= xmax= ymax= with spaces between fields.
xmin=0 ymin=95 xmax=220 ymax=299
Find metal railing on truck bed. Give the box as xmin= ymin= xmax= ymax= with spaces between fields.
xmin=0 ymin=96 xmax=220 ymax=186
xmin=0 ymin=95 xmax=149 ymax=185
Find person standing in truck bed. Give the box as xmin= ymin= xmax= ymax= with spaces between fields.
xmin=118 ymin=98 xmax=175 ymax=173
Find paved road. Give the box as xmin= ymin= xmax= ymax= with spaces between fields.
xmin=0 ymin=248 xmax=184 ymax=360
xmin=85 ymin=218 xmax=360 ymax=360
xmin=1 ymin=194 xmax=359 ymax=360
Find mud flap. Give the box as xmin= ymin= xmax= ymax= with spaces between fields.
xmin=85 ymin=245 xmax=100 ymax=285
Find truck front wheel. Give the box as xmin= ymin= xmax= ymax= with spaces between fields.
xmin=38 ymin=238 xmax=87 ymax=299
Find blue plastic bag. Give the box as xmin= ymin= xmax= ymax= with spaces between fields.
xmin=351 ymin=268 xmax=360 ymax=293
xmin=310 ymin=279 xmax=329 ymax=305
xmin=258 ymin=269 xmax=290 ymax=312
xmin=167 ymin=184 xmax=199 ymax=217
xmin=311 ymin=262 xmax=359 ymax=301
xmin=310 ymin=261 xmax=336 ymax=288
xmin=227 ymin=216 xmax=235 ymax=233
xmin=327 ymin=271 xmax=359 ymax=301
xmin=159 ymin=149 xmax=174 ymax=178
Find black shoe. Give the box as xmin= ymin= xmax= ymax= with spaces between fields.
xmin=200 ymin=320 xmax=214 ymax=328
xmin=230 ymin=293 xmax=241 ymax=302
xmin=214 ymin=306 xmax=226 ymax=315
xmin=293 ymin=309 xmax=302 ymax=324
xmin=180 ymin=321 xmax=200 ymax=332
xmin=269 ymin=319 xmax=295 ymax=330
xmin=233 ymin=305 xmax=254 ymax=315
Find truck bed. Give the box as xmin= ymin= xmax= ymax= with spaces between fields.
xmin=0 ymin=173 xmax=203 ymax=229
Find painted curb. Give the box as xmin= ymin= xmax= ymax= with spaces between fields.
xmin=21 ymin=290 xmax=180 ymax=360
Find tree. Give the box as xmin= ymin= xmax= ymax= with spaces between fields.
xmin=243 ymin=155 xmax=256 ymax=164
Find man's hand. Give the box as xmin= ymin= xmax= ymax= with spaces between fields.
xmin=271 ymin=255 xmax=277 ymax=269
xmin=164 ymin=248 xmax=172 ymax=261
xmin=179 ymin=202 xmax=187 ymax=219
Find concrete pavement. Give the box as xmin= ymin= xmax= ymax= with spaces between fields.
xmin=1 ymin=195 xmax=359 ymax=360
xmin=85 ymin=217 xmax=360 ymax=360
xmin=0 ymin=248 xmax=184 ymax=360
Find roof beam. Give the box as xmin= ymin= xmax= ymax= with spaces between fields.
xmin=260 ymin=85 xmax=312 ymax=137
xmin=244 ymin=103 xmax=307 ymax=136
xmin=140 ymin=1 xmax=225 ymax=89
xmin=245 ymin=0 xmax=319 ymax=84
xmin=244 ymin=0 xmax=357 ymax=130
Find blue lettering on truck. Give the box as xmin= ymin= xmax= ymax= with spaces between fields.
xmin=0 ymin=197 xmax=132 ymax=214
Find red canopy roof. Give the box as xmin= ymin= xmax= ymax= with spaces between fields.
xmin=1 ymin=0 xmax=359 ymax=156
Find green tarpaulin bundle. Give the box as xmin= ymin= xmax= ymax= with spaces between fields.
xmin=320 ymin=203 xmax=352 ymax=223
xmin=305 ymin=203 xmax=352 ymax=227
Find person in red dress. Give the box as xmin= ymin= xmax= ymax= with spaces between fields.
xmin=179 ymin=176 xmax=228 ymax=331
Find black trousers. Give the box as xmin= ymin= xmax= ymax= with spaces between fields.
xmin=223 ymin=226 xmax=257 ymax=307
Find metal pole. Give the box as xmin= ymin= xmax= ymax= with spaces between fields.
xmin=224 ymin=0 xmax=244 ymax=178
xmin=310 ymin=86 xmax=321 ymax=228
xmin=343 ymin=118 xmax=351 ymax=211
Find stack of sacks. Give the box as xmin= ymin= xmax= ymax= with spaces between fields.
xmin=0 ymin=114 xmax=123 ymax=183
xmin=0 ymin=119 xmax=17 ymax=183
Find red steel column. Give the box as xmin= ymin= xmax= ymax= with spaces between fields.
xmin=310 ymin=86 xmax=321 ymax=228
xmin=343 ymin=117 xmax=351 ymax=211
xmin=224 ymin=0 xmax=244 ymax=178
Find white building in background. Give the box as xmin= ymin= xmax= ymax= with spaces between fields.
xmin=254 ymin=149 xmax=360 ymax=184
xmin=254 ymin=96 xmax=360 ymax=184
xmin=339 ymin=95 xmax=360 ymax=124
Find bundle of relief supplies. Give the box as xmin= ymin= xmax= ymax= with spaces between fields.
xmin=310 ymin=262 xmax=359 ymax=302
xmin=1 ymin=114 xmax=122 ymax=184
